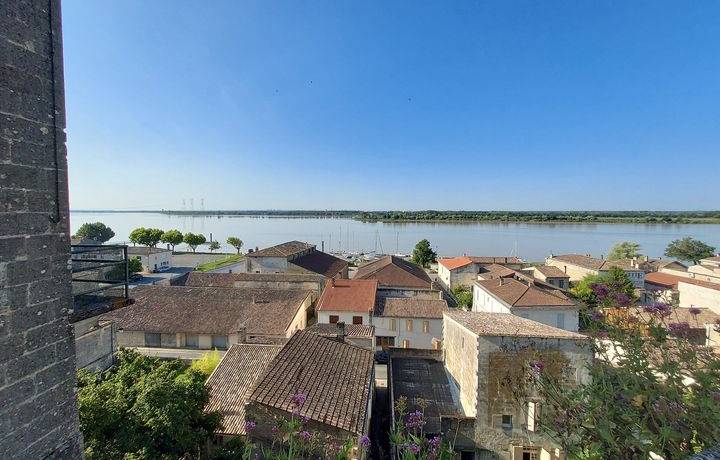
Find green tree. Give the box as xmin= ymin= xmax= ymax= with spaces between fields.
xmin=190 ymin=350 xmax=221 ymax=377
xmin=128 ymin=227 xmax=164 ymax=248
xmin=160 ymin=229 xmax=183 ymax=251
xmin=208 ymin=241 xmax=220 ymax=252
xmin=411 ymin=239 xmax=436 ymax=268
xmin=183 ymin=232 xmax=206 ymax=252
xmin=569 ymin=273 xmax=605 ymax=305
xmin=531 ymin=285 xmax=720 ymax=459
xmin=608 ymin=241 xmax=641 ymax=260
xmin=128 ymin=256 xmax=143 ymax=274
xmin=452 ymin=285 xmax=473 ymax=309
xmin=665 ymin=237 xmax=716 ymax=264
xmin=226 ymin=236 xmax=243 ymax=254
xmin=74 ymin=222 xmax=115 ymax=243
xmin=77 ymin=349 xmax=221 ymax=459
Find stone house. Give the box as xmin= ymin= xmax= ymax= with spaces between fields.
xmin=437 ymin=256 xmax=524 ymax=289
xmin=443 ymin=310 xmax=591 ymax=460
xmin=373 ymin=297 xmax=447 ymax=349
xmin=316 ymin=279 xmax=378 ymax=326
xmin=472 ymin=277 xmax=580 ymax=332
xmin=545 ymin=254 xmax=647 ymax=288
xmin=686 ymin=256 xmax=720 ymax=284
xmin=525 ymin=266 xmax=570 ymax=290
xmin=678 ymin=279 xmax=720 ymax=314
xmin=127 ymin=246 xmax=172 ymax=272
xmin=245 ymin=331 xmax=374 ymax=459
xmin=245 ymin=240 xmax=349 ymax=279
xmin=171 ymin=271 xmax=325 ymax=302
xmin=101 ymin=285 xmax=313 ymax=355
xmin=355 ymin=255 xmax=432 ymax=289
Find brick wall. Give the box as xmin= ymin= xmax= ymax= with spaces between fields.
xmin=1 ymin=0 xmax=84 ymax=457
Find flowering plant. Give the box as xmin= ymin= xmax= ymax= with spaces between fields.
xmin=389 ymin=396 xmax=456 ymax=460
xmin=532 ymin=283 xmax=720 ymax=459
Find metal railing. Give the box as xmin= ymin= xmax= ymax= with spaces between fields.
xmin=71 ymin=244 xmax=129 ymax=319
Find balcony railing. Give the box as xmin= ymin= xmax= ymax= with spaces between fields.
xmin=71 ymin=244 xmax=129 ymax=320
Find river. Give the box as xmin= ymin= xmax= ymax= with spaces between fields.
xmin=70 ymin=212 xmax=720 ymax=262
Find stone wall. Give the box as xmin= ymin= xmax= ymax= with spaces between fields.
xmin=73 ymin=316 xmax=115 ymax=371
xmin=0 ymin=0 xmax=84 ymax=457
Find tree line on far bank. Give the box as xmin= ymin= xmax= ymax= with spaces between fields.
xmin=73 ymin=222 xmax=244 ymax=253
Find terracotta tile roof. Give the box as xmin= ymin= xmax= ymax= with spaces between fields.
xmin=630 ymin=307 xmax=720 ymax=327
xmin=101 ymin=285 xmax=311 ymax=336
xmin=248 ymin=241 xmax=314 ymax=258
xmin=375 ymin=297 xmax=448 ymax=319
xmin=176 ymin=271 xmax=324 ymax=287
xmin=438 ymin=256 xmax=473 ymax=270
xmin=475 ymin=278 xmax=576 ymax=308
xmin=533 ymin=265 xmax=569 ymax=278
xmin=478 ymin=264 xmax=517 ymax=278
xmin=206 ymin=344 xmax=282 ymax=435
xmin=354 ymin=256 xmax=432 ymax=289
xmin=249 ymin=331 xmax=374 ymax=435
xmin=445 ymin=310 xmax=587 ymax=340
xmin=316 ymin=279 xmax=378 ymax=313
xmin=305 ymin=323 xmax=375 ymax=338
xmin=468 ymin=256 xmax=523 ymax=265
xmin=550 ymin=254 xmax=648 ymax=271
xmin=678 ymin=278 xmax=720 ymax=292
xmin=645 ymin=272 xmax=687 ymax=289
xmin=290 ymin=251 xmax=348 ymax=278
xmin=702 ymin=256 xmax=720 ymax=263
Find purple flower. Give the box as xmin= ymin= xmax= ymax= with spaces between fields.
xmin=614 ymin=293 xmax=631 ymax=308
xmin=290 ymin=393 xmax=307 ymax=408
xmin=298 ymin=430 xmax=312 ymax=442
xmin=591 ymin=311 xmax=605 ymax=322
xmin=529 ymin=360 xmax=544 ymax=375
xmin=689 ymin=307 xmax=702 ymax=316
xmin=590 ymin=283 xmax=609 ymax=300
xmin=429 ymin=436 xmax=441 ymax=448
xmin=271 ymin=425 xmax=280 ymax=435
xmin=668 ymin=322 xmax=690 ymax=333
xmin=405 ymin=410 xmax=425 ymax=430
xmin=409 ymin=444 xmax=421 ymax=455
xmin=244 ymin=420 xmax=257 ymax=432
xmin=643 ymin=302 xmax=672 ymax=317
xmin=359 ymin=435 xmax=371 ymax=449
xmin=301 ymin=415 xmax=310 ymax=425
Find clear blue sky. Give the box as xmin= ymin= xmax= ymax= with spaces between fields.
xmin=63 ymin=1 xmax=720 ymax=211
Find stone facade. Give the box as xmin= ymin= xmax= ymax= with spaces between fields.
xmin=1 ymin=1 xmax=84 ymax=457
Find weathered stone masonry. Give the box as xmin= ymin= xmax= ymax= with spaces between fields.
xmin=1 ymin=0 xmax=84 ymax=458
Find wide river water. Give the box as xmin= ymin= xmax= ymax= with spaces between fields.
xmin=69 ymin=212 xmax=720 ymax=262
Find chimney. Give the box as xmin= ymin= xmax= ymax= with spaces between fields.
xmin=499 ymin=278 xmax=504 ymax=286
xmin=644 ymin=255 xmax=649 ymax=262
xmin=236 ymin=327 xmax=247 ymax=344
xmin=337 ymin=321 xmax=346 ymax=340
xmin=600 ymin=254 xmax=604 ymax=260
xmin=329 ymin=278 xmax=335 ymax=287
xmin=321 ymin=240 xmax=325 ymax=252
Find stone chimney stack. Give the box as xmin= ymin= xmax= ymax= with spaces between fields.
xmin=337 ymin=321 xmax=346 ymax=340
xmin=237 ymin=327 xmax=247 ymax=344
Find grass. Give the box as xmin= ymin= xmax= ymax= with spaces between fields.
xmin=196 ymin=253 xmax=245 ymax=272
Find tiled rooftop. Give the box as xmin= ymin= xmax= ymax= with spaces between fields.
xmin=533 ymin=265 xmax=569 ymax=278
xmin=101 ymin=285 xmax=311 ymax=336
xmin=175 ymin=271 xmax=324 ymax=287
xmin=354 ymin=256 xmax=432 ymax=289
xmin=549 ymin=254 xmax=648 ymax=271
xmin=438 ymin=256 xmax=522 ymax=270
xmin=445 ymin=310 xmax=587 ymax=339
xmin=374 ymin=297 xmax=448 ymax=319
xmin=305 ymin=322 xmax=375 ymax=338
xmin=475 ymin=277 xmax=576 ymax=308
xmin=316 ymin=279 xmax=378 ymax=313
xmin=249 ymin=331 xmax=374 ymax=435
xmin=206 ymin=344 xmax=282 ymax=435
xmin=248 ymin=241 xmax=314 ymax=258
xmin=290 ymin=250 xmax=348 ymax=278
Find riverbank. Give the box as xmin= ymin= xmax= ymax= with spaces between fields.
xmin=72 ymin=210 xmax=720 ymax=224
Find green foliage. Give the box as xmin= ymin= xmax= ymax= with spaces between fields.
xmin=390 ymin=396 xmax=456 ymax=460
xmin=411 ymin=239 xmax=436 ymax=268
xmin=569 ymin=273 xmax=605 ymax=305
xmin=128 ymin=227 xmax=164 ymax=247
xmin=190 ymin=349 xmax=221 ymax=377
xmin=665 ymin=237 xmax=716 ymax=264
xmin=571 ymin=268 xmax=635 ymax=307
xmin=452 ymin=285 xmax=472 ymax=309
xmin=183 ymin=232 xmax=207 ymax=252
xmin=208 ymin=241 xmax=221 ymax=252
xmin=161 ymin=229 xmax=184 ymax=250
xmin=196 ymin=254 xmax=245 ymax=272
xmin=74 ymin=222 xmax=115 ymax=243
xmin=533 ymin=287 xmax=720 ymax=459
xmin=608 ymin=241 xmax=641 ymax=260
xmin=227 ymin=237 xmax=244 ymax=254
xmin=128 ymin=256 xmax=143 ymax=274
xmin=77 ymin=349 xmax=221 ymax=460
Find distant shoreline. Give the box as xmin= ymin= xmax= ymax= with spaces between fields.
xmin=70 ymin=209 xmax=720 ymax=224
